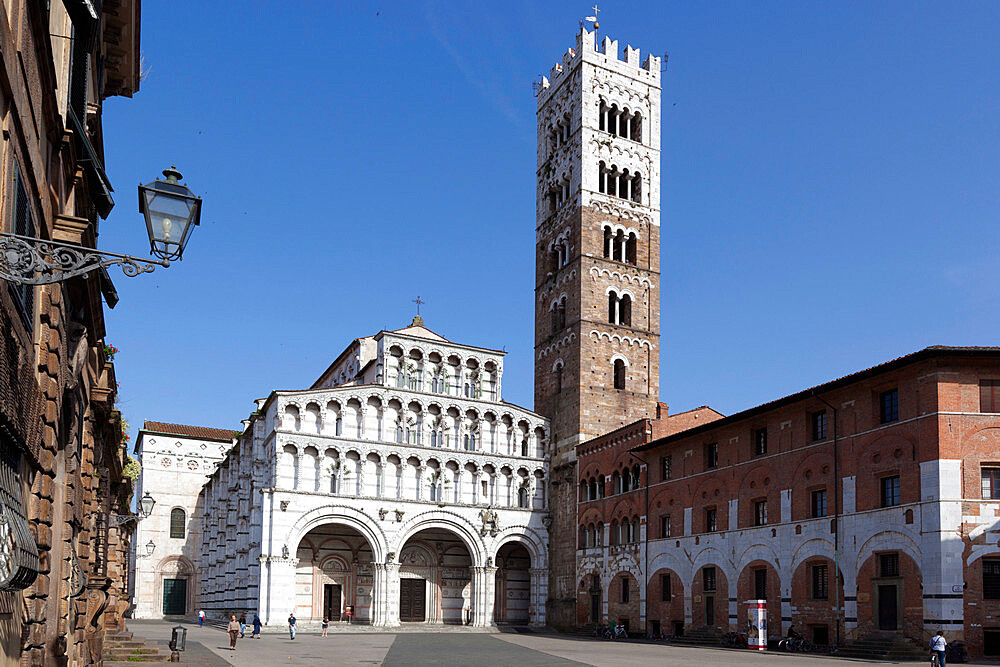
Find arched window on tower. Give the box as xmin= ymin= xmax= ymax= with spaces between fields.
xmin=589 ymin=477 xmax=597 ymax=500
xmin=631 ymin=112 xmax=642 ymax=143
xmin=611 ymin=471 xmax=621 ymax=495
xmin=613 ymin=359 xmax=626 ymax=390
xmin=614 ymin=230 xmax=624 ymax=261
xmin=608 ymin=292 xmax=617 ymax=324
xmin=610 ymin=520 xmax=619 ymax=545
xmin=598 ymin=474 xmax=606 ymax=498
xmin=554 ymin=360 xmax=564 ymax=393
xmin=631 ymin=173 xmax=642 ymax=204
xmin=603 ymin=226 xmax=613 ymax=258
xmin=625 ymin=233 xmax=637 ymax=265
xmin=518 ymin=486 xmax=529 ymax=508
xmin=619 ymin=294 xmax=632 ymax=327
xmin=170 ymin=508 xmax=186 ymax=539
xmin=598 ymin=161 xmax=607 ymax=194
xmin=521 ymin=438 xmax=529 ymax=457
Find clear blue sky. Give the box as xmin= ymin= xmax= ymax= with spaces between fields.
xmin=102 ymin=1 xmax=1000 ymax=444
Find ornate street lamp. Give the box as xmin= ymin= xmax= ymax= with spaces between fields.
xmin=0 ymin=166 xmax=201 ymax=285
xmin=110 ymin=491 xmax=156 ymax=527
xmin=139 ymin=166 xmax=202 ymax=262
xmin=144 ymin=540 xmax=155 ymax=557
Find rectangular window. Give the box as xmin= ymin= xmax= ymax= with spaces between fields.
xmin=660 ymin=515 xmax=671 ymax=538
xmin=8 ymin=162 xmax=35 ymax=329
xmin=621 ymin=577 xmax=629 ymax=603
xmin=661 ymin=455 xmax=672 ymax=481
xmin=880 ymin=475 xmax=901 ymax=507
xmin=982 ymin=380 xmax=1000 ymax=413
xmin=811 ymin=411 xmax=827 ymax=441
xmin=703 ymin=567 xmax=716 ymax=592
xmin=752 ymin=428 xmax=767 ymax=456
xmin=705 ymin=443 xmax=718 ymax=469
xmin=661 ymin=573 xmax=671 ymax=601
xmin=812 ymin=564 xmax=829 ymax=599
xmin=705 ymin=507 xmax=717 ymax=533
xmin=811 ymin=489 xmax=828 ymax=518
xmin=983 ymin=468 xmax=1000 ymax=500
xmin=754 ymin=568 xmax=767 ymax=599
xmin=754 ymin=500 xmax=768 ymax=526
xmin=879 ymin=389 xmax=899 ymax=423
xmin=879 ymin=553 xmax=899 ymax=578
xmin=984 ymin=560 xmax=1000 ymax=600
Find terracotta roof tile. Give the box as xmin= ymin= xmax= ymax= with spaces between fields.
xmin=141 ymin=421 xmax=235 ymax=441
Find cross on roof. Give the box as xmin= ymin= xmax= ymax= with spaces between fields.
xmin=413 ymin=296 xmax=424 ymax=316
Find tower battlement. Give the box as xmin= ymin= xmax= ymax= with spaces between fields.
xmin=539 ymin=28 xmax=660 ymax=105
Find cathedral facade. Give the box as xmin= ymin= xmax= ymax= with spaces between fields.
xmin=195 ymin=319 xmax=550 ymax=627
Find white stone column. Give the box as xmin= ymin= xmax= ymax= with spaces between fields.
xmin=375 ymin=462 xmax=385 ymax=498
xmin=370 ymin=563 xmax=386 ymax=626
xmin=261 ymin=556 xmax=298 ymax=627
xmin=529 ymin=567 xmax=548 ymax=627
xmin=382 ymin=562 xmax=401 ymax=626
xmin=472 ymin=565 xmax=498 ymax=627
xmin=728 ymin=577 xmax=739 ymax=632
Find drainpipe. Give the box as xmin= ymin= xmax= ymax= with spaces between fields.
xmin=631 ymin=447 xmax=651 ymax=634
xmin=812 ymin=391 xmax=841 ymax=648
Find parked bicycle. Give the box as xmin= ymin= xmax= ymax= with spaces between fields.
xmin=722 ymin=631 xmax=748 ymax=648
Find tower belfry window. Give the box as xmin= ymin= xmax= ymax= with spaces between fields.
xmin=613 ymin=359 xmax=626 ymax=390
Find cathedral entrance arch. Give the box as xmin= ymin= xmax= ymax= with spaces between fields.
xmin=494 ymin=542 xmax=530 ymax=624
xmin=398 ymin=528 xmax=474 ymax=624
xmin=295 ymin=523 xmax=375 ymax=624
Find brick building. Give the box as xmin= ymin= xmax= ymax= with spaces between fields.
xmin=0 ymin=1 xmax=141 ymax=665
xmin=576 ymin=346 xmax=1000 ymax=657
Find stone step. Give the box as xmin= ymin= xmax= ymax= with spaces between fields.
xmin=105 ymin=640 xmax=147 ymax=649
xmin=105 ymin=631 xmax=133 ymax=641
xmin=103 ymin=648 xmax=170 ymax=660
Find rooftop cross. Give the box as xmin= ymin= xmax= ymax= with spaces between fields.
xmin=413 ymin=296 xmax=424 ymax=316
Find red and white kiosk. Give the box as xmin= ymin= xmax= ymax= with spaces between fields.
xmin=746 ymin=599 xmax=767 ymax=650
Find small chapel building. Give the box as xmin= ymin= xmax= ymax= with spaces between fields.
xmin=194 ymin=317 xmax=551 ymax=628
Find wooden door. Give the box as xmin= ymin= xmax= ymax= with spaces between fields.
xmin=704 ymin=595 xmax=715 ymax=627
xmin=324 ymin=583 xmax=342 ymax=621
xmin=878 ymin=584 xmax=898 ymax=630
xmin=162 ymin=578 xmax=187 ymax=615
xmin=399 ymin=579 xmax=425 ymax=622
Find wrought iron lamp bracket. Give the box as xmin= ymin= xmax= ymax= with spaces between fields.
xmin=0 ymin=232 xmax=168 ymax=285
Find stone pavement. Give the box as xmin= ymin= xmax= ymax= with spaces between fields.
xmin=127 ymin=620 xmax=956 ymax=666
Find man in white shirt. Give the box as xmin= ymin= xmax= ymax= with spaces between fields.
xmin=198 ymin=610 xmax=205 ymax=627
xmin=929 ymin=630 xmax=947 ymax=666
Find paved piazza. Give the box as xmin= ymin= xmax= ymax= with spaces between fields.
xmin=128 ymin=620 xmax=899 ymax=666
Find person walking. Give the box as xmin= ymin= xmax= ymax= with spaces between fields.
xmin=227 ymin=615 xmax=240 ymax=651
xmin=239 ymin=613 xmax=247 ymax=638
xmin=288 ymin=613 xmax=297 ymax=640
xmin=321 ymin=617 xmax=329 ymax=637
xmin=252 ymin=613 xmax=262 ymax=639
xmin=198 ymin=609 xmax=205 ymax=627
xmin=930 ymin=630 xmax=947 ymax=666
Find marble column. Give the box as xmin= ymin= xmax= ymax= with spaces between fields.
xmin=382 ymin=562 xmax=401 ymax=627
xmin=529 ymin=567 xmax=548 ymax=627
xmin=261 ymin=556 xmax=299 ymax=627
xmin=472 ymin=565 xmax=499 ymax=627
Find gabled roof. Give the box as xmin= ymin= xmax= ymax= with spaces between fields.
xmin=634 ymin=345 xmax=1000 ymax=452
xmin=389 ymin=315 xmax=450 ymax=343
xmin=140 ymin=421 xmax=235 ymax=442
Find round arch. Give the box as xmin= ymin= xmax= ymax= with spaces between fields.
xmin=286 ymin=504 xmax=389 ymax=564
xmin=392 ymin=510 xmax=486 ymax=567
xmin=492 ymin=527 xmax=547 ymax=569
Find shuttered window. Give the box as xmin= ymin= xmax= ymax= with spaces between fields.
xmin=981 ymin=380 xmax=1000 ymax=413
xmin=8 ymin=163 xmax=35 ymax=329
xmin=169 ymin=508 xmax=186 ymax=539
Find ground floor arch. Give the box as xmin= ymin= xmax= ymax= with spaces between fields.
xmin=295 ymin=522 xmax=376 ymax=624
xmin=397 ymin=527 xmax=474 ymax=624
xmin=494 ymin=542 xmax=531 ymax=624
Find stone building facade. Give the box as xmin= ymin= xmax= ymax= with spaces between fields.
xmin=130 ymin=423 xmax=233 ymax=619
xmin=0 ymin=1 xmax=140 ymax=665
xmin=576 ymin=347 xmax=1000 ymax=658
xmin=533 ymin=27 xmax=663 ymax=628
xmin=196 ymin=319 xmax=551 ymax=628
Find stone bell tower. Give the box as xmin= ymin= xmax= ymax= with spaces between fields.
xmin=533 ymin=26 xmax=662 ymax=628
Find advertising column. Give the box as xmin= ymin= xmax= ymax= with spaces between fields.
xmin=746 ymin=599 xmax=767 ymax=651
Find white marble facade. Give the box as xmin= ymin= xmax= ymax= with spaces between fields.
xmin=198 ymin=318 xmax=551 ymax=628
xmin=131 ymin=426 xmax=233 ymax=618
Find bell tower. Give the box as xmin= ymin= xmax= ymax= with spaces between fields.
xmin=533 ymin=27 xmax=662 ymax=627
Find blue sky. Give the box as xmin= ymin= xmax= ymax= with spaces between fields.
xmin=102 ymin=1 xmax=1000 ymax=443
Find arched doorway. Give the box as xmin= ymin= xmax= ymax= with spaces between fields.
xmin=295 ymin=523 xmax=375 ymax=624
xmin=398 ymin=528 xmax=473 ymax=624
xmin=494 ymin=542 xmax=530 ymax=624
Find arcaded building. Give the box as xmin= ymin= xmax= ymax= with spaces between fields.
xmin=198 ymin=318 xmax=551 ymax=628
xmin=576 ymin=346 xmax=1000 ymax=657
